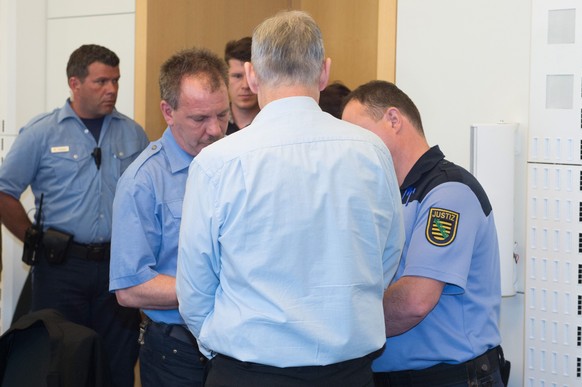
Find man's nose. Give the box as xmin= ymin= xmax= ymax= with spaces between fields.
xmin=206 ymin=117 xmax=224 ymax=137
xmin=106 ymin=81 xmax=119 ymax=94
xmin=241 ymin=75 xmax=250 ymax=89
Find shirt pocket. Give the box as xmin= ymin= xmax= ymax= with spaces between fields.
xmin=164 ymin=199 xmax=184 ymax=239
xmin=166 ymin=199 xmax=183 ymax=221
xmin=102 ymin=140 xmax=146 ymax=193
xmin=46 ymin=142 xmax=92 ymax=193
xmin=111 ymin=139 xmax=146 ymax=176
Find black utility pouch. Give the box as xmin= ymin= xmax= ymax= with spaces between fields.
xmin=498 ymin=346 xmax=511 ymax=387
xmin=42 ymin=228 xmax=73 ymax=264
xmin=22 ymin=226 xmax=42 ymax=265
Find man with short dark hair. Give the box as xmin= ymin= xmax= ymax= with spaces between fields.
xmin=319 ymin=81 xmax=351 ymax=119
xmin=224 ymin=36 xmax=259 ymax=134
xmin=0 ymin=44 xmax=149 ymax=387
xmin=342 ymin=80 xmax=507 ymax=387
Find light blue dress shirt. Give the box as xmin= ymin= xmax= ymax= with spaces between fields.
xmin=177 ymin=96 xmax=404 ymax=367
xmin=0 ymin=99 xmax=148 ymax=243
xmin=110 ymin=128 xmax=192 ymax=324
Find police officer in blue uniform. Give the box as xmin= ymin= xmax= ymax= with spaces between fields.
xmin=0 ymin=44 xmax=149 ymax=387
xmin=342 ymin=80 xmax=510 ymax=386
xmin=109 ymin=48 xmax=230 ymax=387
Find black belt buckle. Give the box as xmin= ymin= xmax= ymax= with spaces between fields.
xmin=69 ymin=241 xmax=110 ymax=261
xmin=81 ymin=243 xmax=110 ymax=261
xmin=85 ymin=244 xmax=107 ymax=261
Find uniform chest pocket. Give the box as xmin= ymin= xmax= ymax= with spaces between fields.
xmin=111 ymin=140 xmax=143 ymax=176
xmin=102 ymin=140 xmax=146 ymax=193
xmin=164 ymin=199 xmax=184 ymax=235
xmin=166 ymin=200 xmax=183 ymax=220
xmin=46 ymin=143 xmax=92 ymax=193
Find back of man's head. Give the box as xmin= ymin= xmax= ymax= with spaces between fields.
xmin=66 ymin=44 xmax=119 ymax=81
xmin=159 ymin=47 xmax=228 ymax=110
xmin=344 ymin=80 xmax=425 ymax=135
xmin=320 ymin=82 xmax=351 ymax=119
xmin=251 ymin=10 xmax=324 ymax=87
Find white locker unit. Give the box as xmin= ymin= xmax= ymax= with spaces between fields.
xmin=470 ymin=123 xmax=518 ymax=297
xmin=525 ymin=1 xmax=582 ymax=385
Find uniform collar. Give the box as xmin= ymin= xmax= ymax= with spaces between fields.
xmin=161 ymin=127 xmax=194 ymax=174
xmin=400 ymin=145 xmax=445 ymax=190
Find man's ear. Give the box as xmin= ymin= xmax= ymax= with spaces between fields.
xmin=244 ymin=62 xmax=258 ymax=94
xmin=160 ymin=100 xmax=174 ymax=126
xmin=68 ymin=77 xmax=79 ymax=93
xmin=385 ymin=107 xmax=402 ymax=131
xmin=319 ymin=58 xmax=332 ymax=91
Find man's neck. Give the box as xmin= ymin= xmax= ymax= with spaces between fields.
xmin=394 ymin=137 xmax=430 ymax=187
xmin=231 ymin=105 xmax=260 ymax=129
xmin=258 ymin=84 xmax=320 ymax=109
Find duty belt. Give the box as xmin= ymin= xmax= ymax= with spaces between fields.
xmin=68 ymin=241 xmax=110 ymax=261
xmin=378 ymin=346 xmax=503 ymax=386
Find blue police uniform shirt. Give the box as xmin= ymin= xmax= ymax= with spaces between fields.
xmin=373 ymin=146 xmax=502 ymax=372
xmin=110 ymin=128 xmax=192 ymax=325
xmin=0 ymin=99 xmax=148 ymax=243
xmin=177 ymin=96 xmax=405 ymax=366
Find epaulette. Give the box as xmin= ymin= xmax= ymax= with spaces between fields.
xmin=138 ymin=141 xmax=164 ymax=165
xmin=125 ymin=141 xmax=163 ymax=179
xmin=144 ymin=141 xmax=163 ymax=156
xmin=21 ymin=110 xmax=58 ymax=131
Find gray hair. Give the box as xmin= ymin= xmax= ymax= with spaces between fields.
xmin=251 ymin=10 xmax=325 ymax=87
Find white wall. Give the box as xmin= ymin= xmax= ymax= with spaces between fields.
xmin=45 ymin=0 xmax=136 ymax=115
xmin=0 ymin=0 xmax=46 ymax=333
xmin=396 ymin=1 xmax=531 ymax=386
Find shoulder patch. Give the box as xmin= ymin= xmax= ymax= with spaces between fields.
xmin=425 ymin=207 xmax=459 ymax=247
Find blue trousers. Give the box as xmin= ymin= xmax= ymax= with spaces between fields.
xmin=139 ymin=320 xmax=206 ymax=387
xmin=32 ymin=254 xmax=140 ymax=387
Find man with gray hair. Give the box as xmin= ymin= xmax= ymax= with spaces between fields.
xmin=176 ymin=11 xmax=404 ymax=386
